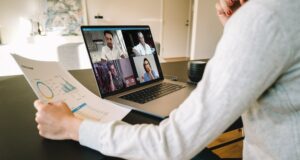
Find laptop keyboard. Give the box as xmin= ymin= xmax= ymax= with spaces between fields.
xmin=120 ymin=82 xmax=185 ymax=104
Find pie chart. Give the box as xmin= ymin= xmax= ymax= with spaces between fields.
xmin=36 ymin=81 xmax=54 ymax=100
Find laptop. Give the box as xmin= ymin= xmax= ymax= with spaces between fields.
xmin=81 ymin=25 xmax=194 ymax=118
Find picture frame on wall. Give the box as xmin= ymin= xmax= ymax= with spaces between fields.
xmin=43 ymin=0 xmax=88 ymax=36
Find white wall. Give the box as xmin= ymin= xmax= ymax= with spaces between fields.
xmin=0 ymin=0 xmax=89 ymax=76
xmin=86 ymin=0 xmax=163 ymax=43
xmin=190 ymin=0 xmax=223 ymax=60
xmin=0 ymin=0 xmax=37 ymax=44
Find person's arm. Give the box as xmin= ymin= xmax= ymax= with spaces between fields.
xmin=146 ymin=44 xmax=153 ymax=54
xmin=108 ymin=71 xmax=116 ymax=91
xmin=148 ymin=70 xmax=155 ymax=80
xmin=100 ymin=47 xmax=107 ymax=61
xmin=34 ymin=2 xmax=293 ymax=160
xmin=117 ymin=47 xmax=126 ymax=59
xmin=78 ymin=3 xmax=293 ymax=159
xmin=132 ymin=46 xmax=140 ymax=56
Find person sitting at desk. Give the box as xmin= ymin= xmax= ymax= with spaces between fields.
xmin=132 ymin=32 xmax=154 ymax=56
xmin=142 ymin=58 xmax=159 ymax=82
xmin=34 ymin=0 xmax=300 ymax=159
xmin=101 ymin=31 xmax=126 ymax=61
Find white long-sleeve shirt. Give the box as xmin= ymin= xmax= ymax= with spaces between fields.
xmin=79 ymin=0 xmax=300 ymax=159
xmin=101 ymin=45 xmax=125 ymax=61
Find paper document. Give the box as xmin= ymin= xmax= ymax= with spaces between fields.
xmin=12 ymin=54 xmax=131 ymax=122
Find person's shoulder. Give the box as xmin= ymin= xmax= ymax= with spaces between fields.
xmin=224 ymin=1 xmax=283 ymax=38
xmin=145 ymin=43 xmax=151 ymax=48
xmin=102 ymin=45 xmax=109 ymax=49
xmin=227 ymin=1 xmax=276 ymax=26
xmin=136 ymin=43 xmax=143 ymax=48
xmin=113 ymin=46 xmax=122 ymax=53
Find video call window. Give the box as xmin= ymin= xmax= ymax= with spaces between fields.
xmin=82 ymin=30 xmax=128 ymax=63
xmin=133 ymin=54 xmax=160 ymax=83
xmin=122 ymin=30 xmax=156 ymax=57
xmin=82 ymin=27 xmax=162 ymax=96
xmin=93 ymin=58 xmax=136 ymax=95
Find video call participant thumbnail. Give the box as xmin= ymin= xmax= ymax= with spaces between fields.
xmin=93 ymin=61 xmax=125 ymax=95
xmin=101 ymin=31 xmax=127 ymax=61
xmin=107 ymin=62 xmax=124 ymax=92
xmin=142 ymin=58 xmax=159 ymax=82
xmin=132 ymin=32 xmax=155 ymax=56
xmin=122 ymin=30 xmax=156 ymax=57
xmin=133 ymin=55 xmax=159 ymax=83
xmin=93 ymin=57 xmax=137 ymax=95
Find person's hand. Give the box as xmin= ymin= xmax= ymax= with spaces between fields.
xmin=108 ymin=71 xmax=113 ymax=79
xmin=34 ymin=100 xmax=82 ymax=141
xmin=148 ymin=71 xmax=156 ymax=80
xmin=216 ymin=0 xmax=247 ymax=26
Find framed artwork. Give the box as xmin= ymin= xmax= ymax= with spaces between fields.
xmin=44 ymin=0 xmax=88 ymax=36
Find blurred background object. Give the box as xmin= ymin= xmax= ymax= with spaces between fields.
xmin=188 ymin=60 xmax=207 ymax=84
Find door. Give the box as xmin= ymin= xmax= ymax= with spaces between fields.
xmin=162 ymin=0 xmax=192 ymax=58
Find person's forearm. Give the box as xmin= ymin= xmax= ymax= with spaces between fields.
xmin=109 ymin=77 xmax=116 ymax=91
xmin=149 ymin=72 xmax=155 ymax=80
xmin=78 ymin=3 xmax=290 ymax=159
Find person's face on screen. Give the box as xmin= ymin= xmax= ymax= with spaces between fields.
xmin=144 ymin=60 xmax=151 ymax=72
xmin=104 ymin=33 xmax=113 ymax=49
xmin=138 ymin=32 xmax=145 ymax=45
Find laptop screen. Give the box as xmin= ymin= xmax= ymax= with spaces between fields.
xmin=81 ymin=26 xmax=164 ymax=97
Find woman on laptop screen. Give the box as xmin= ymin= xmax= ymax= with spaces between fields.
xmin=142 ymin=58 xmax=159 ymax=82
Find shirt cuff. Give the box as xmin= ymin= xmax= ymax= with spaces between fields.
xmin=78 ymin=120 xmax=106 ymax=151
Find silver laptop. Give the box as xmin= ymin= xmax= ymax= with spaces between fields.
xmin=81 ymin=25 xmax=193 ymax=118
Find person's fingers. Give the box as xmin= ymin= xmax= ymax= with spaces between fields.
xmin=35 ymin=111 xmax=48 ymax=124
xmin=56 ymin=101 xmax=68 ymax=107
xmin=216 ymin=2 xmax=226 ymax=16
xmin=53 ymin=101 xmax=71 ymax=112
xmin=37 ymin=124 xmax=42 ymax=130
xmin=220 ymin=0 xmax=233 ymax=16
xmin=39 ymin=130 xmax=44 ymax=137
xmin=226 ymin=0 xmax=234 ymax=6
xmin=35 ymin=115 xmax=39 ymax=123
xmin=216 ymin=2 xmax=228 ymax=26
xmin=34 ymin=100 xmax=47 ymax=111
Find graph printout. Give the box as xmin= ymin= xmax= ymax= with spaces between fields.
xmin=12 ymin=54 xmax=130 ymax=122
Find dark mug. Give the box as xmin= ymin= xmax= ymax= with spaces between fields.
xmin=188 ymin=60 xmax=207 ymax=84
